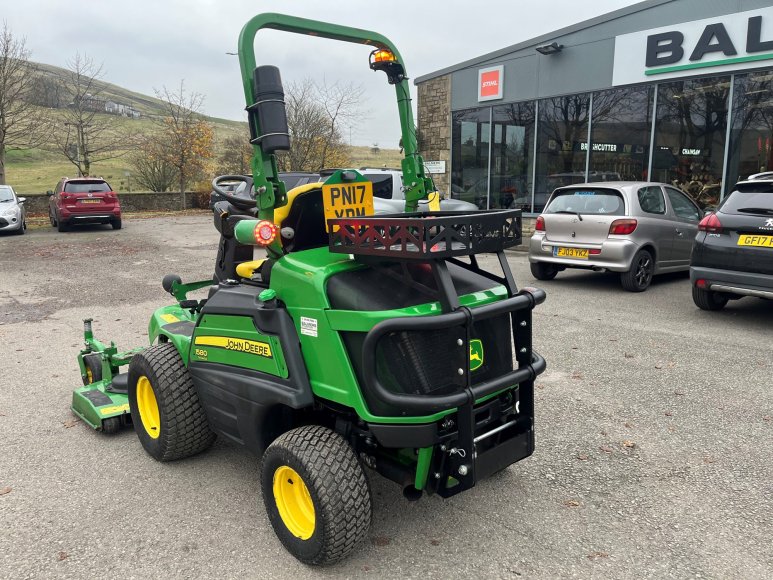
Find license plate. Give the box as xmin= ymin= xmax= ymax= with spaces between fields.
xmin=322 ymin=181 xmax=374 ymax=232
xmin=737 ymin=234 xmax=773 ymax=247
xmin=553 ymin=246 xmax=589 ymax=259
xmin=80 ymin=199 xmax=101 ymax=204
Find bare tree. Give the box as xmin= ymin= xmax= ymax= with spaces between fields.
xmin=55 ymin=53 xmax=128 ymax=176
xmin=0 ymin=23 xmax=47 ymax=185
xmin=278 ymin=78 xmax=362 ymax=172
xmin=152 ymin=81 xmax=214 ymax=204
xmin=219 ymin=133 xmax=252 ymax=175
xmin=130 ymin=135 xmax=178 ymax=192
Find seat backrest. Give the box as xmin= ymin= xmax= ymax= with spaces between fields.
xmin=274 ymin=183 xmax=328 ymax=253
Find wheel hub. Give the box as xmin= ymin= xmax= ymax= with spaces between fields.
xmin=136 ymin=375 xmax=161 ymax=439
xmin=273 ymin=465 xmax=315 ymax=540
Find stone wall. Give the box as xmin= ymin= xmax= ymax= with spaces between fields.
xmin=21 ymin=191 xmax=209 ymax=215
xmin=417 ymin=74 xmax=451 ymax=195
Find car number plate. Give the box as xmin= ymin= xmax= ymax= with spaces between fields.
xmin=737 ymin=234 xmax=773 ymax=247
xmin=322 ymin=181 xmax=374 ymax=232
xmin=80 ymin=199 xmax=101 ymax=204
xmin=553 ymin=246 xmax=589 ymax=259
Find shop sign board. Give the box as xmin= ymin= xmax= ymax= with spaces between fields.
xmin=478 ymin=65 xmax=504 ymax=101
xmin=613 ymin=8 xmax=773 ymax=85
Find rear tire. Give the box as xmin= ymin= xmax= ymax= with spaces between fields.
xmin=127 ymin=343 xmax=215 ymax=461
xmin=261 ymin=425 xmax=372 ymax=565
xmin=57 ymin=219 xmax=68 ymax=232
xmin=621 ymin=249 xmax=653 ymax=292
xmin=530 ymin=261 xmax=559 ymax=281
xmin=112 ymin=219 xmax=122 ymax=230
xmin=692 ymin=285 xmax=728 ymax=311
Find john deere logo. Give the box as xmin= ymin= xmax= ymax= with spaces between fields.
xmin=469 ymin=339 xmax=484 ymax=371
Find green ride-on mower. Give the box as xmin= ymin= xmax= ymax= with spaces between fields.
xmin=71 ymin=13 xmax=547 ymax=565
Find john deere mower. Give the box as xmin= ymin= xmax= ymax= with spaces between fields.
xmin=71 ymin=13 xmax=547 ymax=565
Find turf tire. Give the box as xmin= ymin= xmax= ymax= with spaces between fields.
xmin=127 ymin=343 xmax=215 ymax=462
xmin=82 ymin=353 xmax=103 ymax=385
xmin=530 ymin=261 xmax=559 ymax=281
xmin=261 ymin=425 xmax=372 ymax=565
xmin=620 ymin=249 xmax=654 ymax=292
xmin=692 ymin=285 xmax=728 ymax=311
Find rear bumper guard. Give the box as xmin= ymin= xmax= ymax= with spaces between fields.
xmin=362 ymin=286 xmax=547 ymax=496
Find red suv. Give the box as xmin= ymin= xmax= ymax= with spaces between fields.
xmin=48 ymin=177 xmax=122 ymax=232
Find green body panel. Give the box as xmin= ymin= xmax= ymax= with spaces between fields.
xmin=148 ymin=305 xmax=197 ymax=364
xmin=191 ymin=314 xmax=288 ymax=378
xmin=269 ymin=246 xmax=515 ymax=425
xmin=71 ymin=383 xmax=129 ymax=429
xmin=415 ymin=447 xmax=434 ymax=490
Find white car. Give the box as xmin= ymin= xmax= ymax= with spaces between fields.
xmin=358 ymin=167 xmax=478 ymax=214
xmin=0 ymin=185 xmax=26 ymax=235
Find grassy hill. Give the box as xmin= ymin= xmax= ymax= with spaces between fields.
xmin=5 ymin=63 xmax=401 ymax=194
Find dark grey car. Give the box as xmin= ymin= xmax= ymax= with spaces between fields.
xmin=529 ymin=182 xmax=703 ymax=291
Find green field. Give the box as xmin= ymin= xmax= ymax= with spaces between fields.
xmin=4 ymin=62 xmax=403 ymax=193
xmin=5 ymin=130 xmax=402 ymax=195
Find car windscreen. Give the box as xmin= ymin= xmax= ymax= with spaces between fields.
xmin=363 ymin=174 xmax=393 ymax=199
xmin=0 ymin=187 xmax=13 ymax=202
xmin=64 ymin=180 xmax=111 ymax=193
xmin=545 ymin=188 xmax=625 ymax=216
xmin=720 ymin=185 xmax=773 ymax=215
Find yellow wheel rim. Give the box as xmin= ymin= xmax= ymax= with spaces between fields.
xmin=273 ymin=466 xmax=315 ymax=540
xmin=136 ymin=375 xmax=161 ymax=439
xmin=85 ymin=367 xmax=93 ymax=384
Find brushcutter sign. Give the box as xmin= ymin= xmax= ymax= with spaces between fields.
xmin=322 ymin=181 xmax=374 ymax=231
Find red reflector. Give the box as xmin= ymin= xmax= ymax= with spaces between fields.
xmin=698 ymin=213 xmax=722 ymax=233
xmin=253 ymin=220 xmax=277 ymax=246
xmin=535 ymin=216 xmax=545 ymax=231
xmin=589 ymin=249 xmax=601 ymax=255
xmin=696 ymin=279 xmax=708 ymax=289
xmin=609 ymin=219 xmax=637 ymax=235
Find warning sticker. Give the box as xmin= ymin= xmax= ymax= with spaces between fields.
xmin=300 ymin=317 xmax=318 ymax=338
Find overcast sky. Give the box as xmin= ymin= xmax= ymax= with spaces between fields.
xmin=5 ymin=0 xmax=638 ymax=147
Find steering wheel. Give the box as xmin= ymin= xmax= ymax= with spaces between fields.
xmin=211 ymin=175 xmax=256 ymax=210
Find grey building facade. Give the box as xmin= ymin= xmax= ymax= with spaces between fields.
xmin=415 ymin=0 xmax=773 ymax=214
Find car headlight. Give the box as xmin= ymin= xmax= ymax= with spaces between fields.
xmin=1 ymin=205 xmax=18 ymax=217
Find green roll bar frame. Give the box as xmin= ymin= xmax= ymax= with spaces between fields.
xmin=237 ymin=13 xmax=433 ymax=244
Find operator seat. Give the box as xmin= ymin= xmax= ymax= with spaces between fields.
xmin=235 ymin=183 xmax=328 ymax=279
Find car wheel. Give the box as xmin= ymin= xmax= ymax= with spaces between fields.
xmin=57 ymin=219 xmax=68 ymax=232
xmin=530 ymin=261 xmax=559 ymax=281
xmin=15 ymin=221 xmax=25 ymax=235
xmin=127 ymin=343 xmax=216 ymax=461
xmin=692 ymin=285 xmax=729 ymax=311
xmin=112 ymin=218 xmax=122 ymax=230
xmin=50 ymin=211 xmax=57 ymax=227
xmin=261 ymin=425 xmax=372 ymax=565
xmin=621 ymin=249 xmax=654 ymax=292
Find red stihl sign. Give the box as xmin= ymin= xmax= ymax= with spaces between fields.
xmin=478 ymin=65 xmax=504 ymax=101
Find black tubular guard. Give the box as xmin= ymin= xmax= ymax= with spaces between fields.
xmin=362 ymin=287 xmax=547 ymax=414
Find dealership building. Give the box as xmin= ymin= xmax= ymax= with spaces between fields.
xmin=415 ymin=0 xmax=773 ymax=215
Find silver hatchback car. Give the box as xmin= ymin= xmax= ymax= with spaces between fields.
xmin=0 ymin=185 xmax=27 ymax=235
xmin=529 ymin=182 xmax=703 ymax=291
